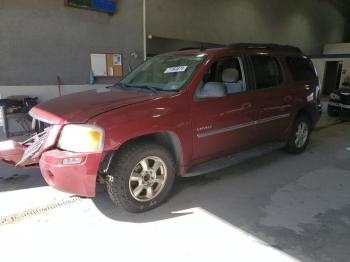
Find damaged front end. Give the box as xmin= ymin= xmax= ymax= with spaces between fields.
xmin=0 ymin=122 xmax=62 ymax=168
xmin=0 ymin=104 xmax=103 ymax=197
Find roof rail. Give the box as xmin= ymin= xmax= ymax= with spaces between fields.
xmin=178 ymin=46 xmax=207 ymax=51
xmin=228 ymin=43 xmax=302 ymax=53
xmin=178 ymin=43 xmax=225 ymax=52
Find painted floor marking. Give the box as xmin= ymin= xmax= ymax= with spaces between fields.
xmin=0 ymin=196 xmax=82 ymax=226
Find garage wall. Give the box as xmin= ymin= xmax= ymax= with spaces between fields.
xmin=0 ymin=0 xmax=144 ymax=86
xmin=344 ymin=21 xmax=350 ymax=42
xmin=147 ymin=0 xmax=345 ymax=56
xmin=147 ymin=37 xmax=199 ymax=56
xmin=147 ymin=36 xmax=223 ymax=56
xmin=0 ymin=85 xmax=106 ymax=102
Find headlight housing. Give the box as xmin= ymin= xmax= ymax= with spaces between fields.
xmin=57 ymin=124 xmax=104 ymax=153
xmin=330 ymin=93 xmax=340 ymax=101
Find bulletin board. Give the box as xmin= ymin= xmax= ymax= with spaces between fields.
xmin=90 ymin=53 xmax=123 ymax=77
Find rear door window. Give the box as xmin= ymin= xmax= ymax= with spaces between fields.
xmin=250 ymin=55 xmax=283 ymax=89
xmin=286 ymin=56 xmax=317 ymax=82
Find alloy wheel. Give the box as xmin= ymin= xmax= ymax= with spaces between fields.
xmin=129 ymin=156 xmax=167 ymax=202
xmin=295 ymin=122 xmax=309 ymax=148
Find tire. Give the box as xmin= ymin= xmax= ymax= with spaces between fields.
xmin=327 ymin=105 xmax=339 ymax=117
xmin=284 ymin=115 xmax=311 ymax=154
xmin=106 ymin=142 xmax=176 ymax=213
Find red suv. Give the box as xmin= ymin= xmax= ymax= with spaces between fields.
xmin=0 ymin=44 xmax=321 ymax=212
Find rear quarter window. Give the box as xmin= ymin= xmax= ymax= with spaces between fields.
xmin=286 ymin=56 xmax=317 ymax=82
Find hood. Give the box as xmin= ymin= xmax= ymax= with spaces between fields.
xmin=30 ymin=88 xmax=163 ymax=124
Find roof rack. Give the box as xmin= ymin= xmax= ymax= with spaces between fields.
xmin=228 ymin=43 xmax=302 ymax=53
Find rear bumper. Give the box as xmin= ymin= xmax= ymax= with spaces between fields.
xmin=39 ymin=150 xmax=103 ymax=197
xmin=306 ymin=103 xmax=322 ymax=129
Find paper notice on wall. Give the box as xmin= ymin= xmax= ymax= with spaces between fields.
xmin=91 ymin=54 xmax=107 ymax=76
xmin=113 ymin=54 xmax=122 ymax=66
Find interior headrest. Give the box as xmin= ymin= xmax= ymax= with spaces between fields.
xmin=222 ymin=68 xmax=239 ymax=83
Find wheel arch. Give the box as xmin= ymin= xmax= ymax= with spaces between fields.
xmin=283 ymin=104 xmax=317 ymax=142
xmin=295 ymin=104 xmax=317 ymax=129
xmin=99 ymin=131 xmax=185 ymax=177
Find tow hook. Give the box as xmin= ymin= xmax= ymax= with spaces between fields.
xmin=106 ymin=175 xmax=114 ymax=183
xmin=98 ymin=174 xmax=114 ymax=184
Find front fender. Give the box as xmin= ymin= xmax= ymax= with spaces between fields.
xmin=88 ymin=99 xmax=192 ymax=173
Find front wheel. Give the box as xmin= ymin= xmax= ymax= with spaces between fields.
xmin=106 ymin=142 xmax=176 ymax=213
xmin=284 ymin=115 xmax=311 ymax=154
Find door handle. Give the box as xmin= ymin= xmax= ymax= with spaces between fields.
xmin=242 ymin=102 xmax=252 ymax=109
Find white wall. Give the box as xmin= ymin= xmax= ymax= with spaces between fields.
xmin=324 ymin=43 xmax=350 ymax=55
xmin=312 ymin=59 xmax=326 ymax=91
xmin=339 ymin=60 xmax=350 ymax=86
xmin=312 ymin=57 xmax=350 ymax=93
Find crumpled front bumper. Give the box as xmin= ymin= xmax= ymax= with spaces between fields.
xmin=39 ymin=149 xmax=103 ymax=197
xmin=0 ymin=140 xmax=26 ymax=165
xmin=0 ymin=122 xmax=102 ymax=197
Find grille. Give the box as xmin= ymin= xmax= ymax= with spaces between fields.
xmin=16 ymin=128 xmax=49 ymax=166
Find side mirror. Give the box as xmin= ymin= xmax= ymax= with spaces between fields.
xmin=197 ymin=82 xmax=227 ymax=99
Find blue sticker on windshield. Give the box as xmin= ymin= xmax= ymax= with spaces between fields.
xmin=164 ymin=66 xmax=188 ymax=74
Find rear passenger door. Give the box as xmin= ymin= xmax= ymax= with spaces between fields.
xmin=249 ymin=54 xmax=294 ymax=143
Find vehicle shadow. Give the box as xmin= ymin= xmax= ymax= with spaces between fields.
xmin=0 ymin=164 xmax=46 ymax=192
xmin=92 ymin=149 xmax=290 ymax=223
xmin=92 ymin=125 xmax=350 ymax=262
xmin=92 ymin=135 xmax=328 ymax=224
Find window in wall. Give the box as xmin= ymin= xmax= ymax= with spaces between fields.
xmin=204 ymin=57 xmax=245 ymax=94
xmin=250 ymin=55 xmax=283 ymax=89
xmin=286 ymin=56 xmax=317 ymax=82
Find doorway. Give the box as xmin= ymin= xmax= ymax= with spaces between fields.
xmin=322 ymin=61 xmax=343 ymax=95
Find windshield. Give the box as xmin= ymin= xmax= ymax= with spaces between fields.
xmin=120 ymin=55 xmax=205 ymax=91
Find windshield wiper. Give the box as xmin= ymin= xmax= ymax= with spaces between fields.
xmin=130 ymin=85 xmax=180 ymax=93
xmin=125 ymin=84 xmax=159 ymax=93
xmin=108 ymin=82 xmax=126 ymax=89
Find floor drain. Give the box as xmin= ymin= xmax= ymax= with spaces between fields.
xmin=0 ymin=196 xmax=83 ymax=226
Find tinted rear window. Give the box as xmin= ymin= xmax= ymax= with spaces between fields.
xmin=250 ymin=55 xmax=283 ymax=89
xmin=286 ymin=56 xmax=316 ymax=82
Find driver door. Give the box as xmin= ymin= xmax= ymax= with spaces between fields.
xmin=191 ymin=56 xmax=257 ymax=164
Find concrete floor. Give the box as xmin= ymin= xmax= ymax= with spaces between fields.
xmin=0 ymin=120 xmax=349 ymax=261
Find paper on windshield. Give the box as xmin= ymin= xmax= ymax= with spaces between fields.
xmin=164 ymin=66 xmax=188 ymax=74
